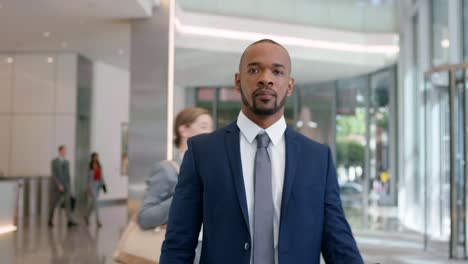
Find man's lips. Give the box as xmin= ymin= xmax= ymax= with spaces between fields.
xmin=255 ymin=94 xmax=274 ymax=100
xmin=254 ymin=90 xmax=276 ymax=100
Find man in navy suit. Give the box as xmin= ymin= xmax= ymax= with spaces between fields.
xmin=160 ymin=39 xmax=363 ymax=264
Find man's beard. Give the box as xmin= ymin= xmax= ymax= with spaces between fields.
xmin=239 ymin=86 xmax=288 ymax=116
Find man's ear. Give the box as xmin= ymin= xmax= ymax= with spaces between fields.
xmin=287 ymin=77 xmax=295 ymax=96
xmin=235 ymin=73 xmax=241 ymax=93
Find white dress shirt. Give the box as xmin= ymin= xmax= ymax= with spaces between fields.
xmin=237 ymin=111 xmax=286 ymax=264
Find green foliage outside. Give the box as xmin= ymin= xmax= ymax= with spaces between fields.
xmin=336 ymin=108 xmax=366 ymax=168
xmin=336 ymin=140 xmax=365 ymax=168
xmin=336 ymin=109 xmax=366 ymax=138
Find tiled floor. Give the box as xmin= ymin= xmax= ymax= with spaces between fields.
xmin=1 ymin=204 xmax=467 ymax=264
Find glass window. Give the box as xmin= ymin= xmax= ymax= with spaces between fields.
xmin=196 ymin=87 xmax=215 ymax=115
xmin=217 ymin=87 xmax=242 ymax=128
xmin=336 ymin=76 xmax=368 ymax=187
xmin=431 ymin=0 xmax=449 ymax=66
xmin=335 ymin=76 xmax=368 ymax=229
xmin=369 ymin=68 xmax=394 ymax=205
xmin=296 ymin=82 xmax=335 ymax=146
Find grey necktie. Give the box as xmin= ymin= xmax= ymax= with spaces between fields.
xmin=253 ymin=132 xmax=274 ymax=264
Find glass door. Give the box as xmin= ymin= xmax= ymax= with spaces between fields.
xmin=425 ymin=65 xmax=468 ymax=259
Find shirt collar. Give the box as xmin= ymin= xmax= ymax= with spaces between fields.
xmin=236 ymin=111 xmax=286 ymax=146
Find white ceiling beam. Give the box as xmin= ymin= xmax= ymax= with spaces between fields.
xmin=174 ymin=6 xmax=398 ymax=68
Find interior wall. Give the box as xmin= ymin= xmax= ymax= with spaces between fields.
xmin=0 ymin=53 xmax=78 ymax=186
xmin=91 ymin=62 xmax=129 ymax=201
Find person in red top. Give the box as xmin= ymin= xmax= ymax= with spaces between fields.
xmin=84 ymin=152 xmax=107 ymax=227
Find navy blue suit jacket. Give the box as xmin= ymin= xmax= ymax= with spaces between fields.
xmin=160 ymin=122 xmax=363 ymax=264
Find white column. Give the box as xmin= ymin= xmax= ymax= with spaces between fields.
xmin=129 ymin=0 xmax=174 ymax=202
xmin=448 ymin=0 xmax=463 ymax=63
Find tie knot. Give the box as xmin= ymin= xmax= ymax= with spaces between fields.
xmin=256 ymin=132 xmax=270 ymax=149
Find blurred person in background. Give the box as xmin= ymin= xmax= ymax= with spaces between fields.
xmin=138 ymin=107 xmax=213 ymax=263
xmin=48 ymin=145 xmax=78 ymax=228
xmin=85 ymin=152 xmax=107 ymax=227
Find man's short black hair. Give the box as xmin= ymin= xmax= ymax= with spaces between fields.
xmin=239 ymin=39 xmax=292 ymax=73
xmin=58 ymin=145 xmax=66 ymax=152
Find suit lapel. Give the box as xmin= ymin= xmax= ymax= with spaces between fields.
xmin=224 ymin=122 xmax=250 ymax=232
xmin=280 ymin=128 xmax=299 ymax=222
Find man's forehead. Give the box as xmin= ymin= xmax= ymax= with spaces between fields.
xmin=240 ymin=42 xmax=291 ymax=69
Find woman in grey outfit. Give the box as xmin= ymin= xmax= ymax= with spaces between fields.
xmin=137 ymin=107 xmax=212 ymax=263
xmin=85 ymin=152 xmax=106 ymax=227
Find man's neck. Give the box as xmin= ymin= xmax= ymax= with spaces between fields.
xmin=241 ymin=107 xmax=284 ymax=129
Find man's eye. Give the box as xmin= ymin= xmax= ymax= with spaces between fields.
xmin=248 ymin=68 xmax=259 ymax=73
xmin=273 ymin=69 xmax=283 ymax=75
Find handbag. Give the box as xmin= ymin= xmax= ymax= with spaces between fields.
xmin=113 ymin=218 xmax=166 ymax=264
xmin=101 ymin=184 xmax=107 ymax=193
xmin=114 ymin=160 xmax=179 ymax=264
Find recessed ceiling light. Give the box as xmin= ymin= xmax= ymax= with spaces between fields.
xmin=43 ymin=32 xmax=51 ymax=38
xmin=47 ymin=57 xmax=54 ymax=63
xmin=118 ymin=49 xmax=125 ymax=55
xmin=441 ymin=39 xmax=450 ymax=49
xmin=5 ymin=57 xmax=13 ymax=64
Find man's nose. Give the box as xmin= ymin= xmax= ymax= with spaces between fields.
xmin=257 ymin=71 xmax=274 ymax=87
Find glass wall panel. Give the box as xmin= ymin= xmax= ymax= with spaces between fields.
xmin=217 ymin=87 xmax=242 ymax=128
xmin=425 ymin=71 xmax=451 ymax=240
xmin=296 ymin=82 xmax=335 ymax=146
xmin=195 ymin=87 xmax=216 ymax=119
xmin=335 ymin=76 xmax=368 ymax=229
xmin=369 ymin=69 xmax=395 ymax=206
xmin=368 ymin=68 xmax=399 ymax=231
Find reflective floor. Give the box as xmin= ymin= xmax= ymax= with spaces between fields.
xmin=0 ymin=203 xmax=465 ymax=264
xmin=356 ymin=231 xmax=466 ymax=264
xmin=0 ymin=204 xmax=127 ymax=264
